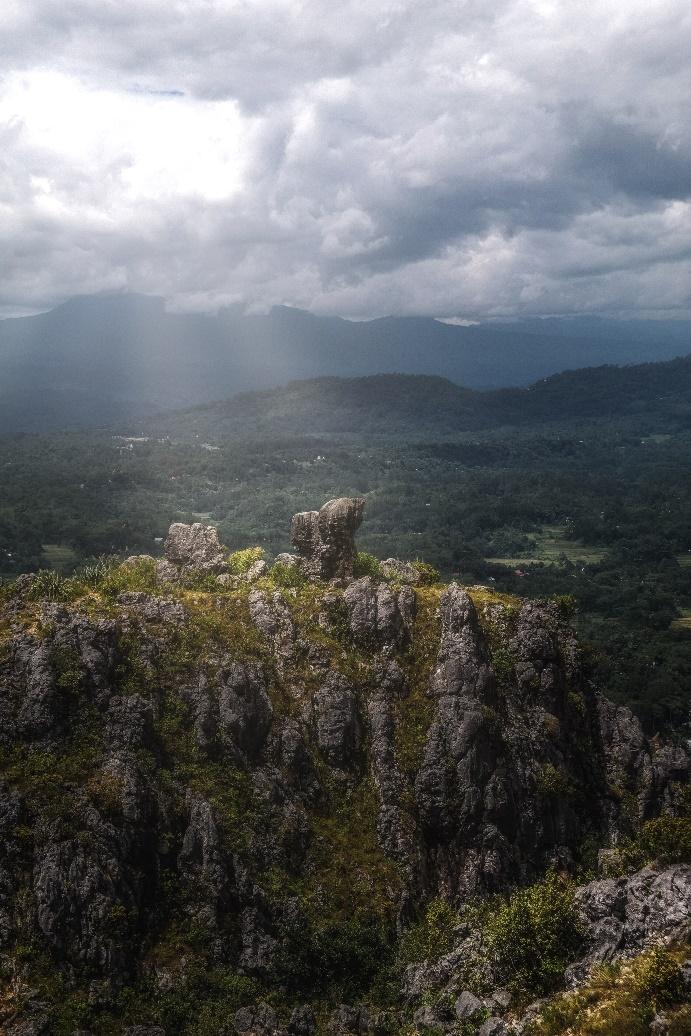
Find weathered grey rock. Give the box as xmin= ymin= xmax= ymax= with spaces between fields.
xmin=186 ymin=661 xmax=273 ymax=761
xmin=6 ymin=1019 xmax=50 ymax=1036
xmin=412 ymin=1004 xmax=449 ymax=1030
xmin=178 ymin=793 xmax=227 ymax=910
xmin=566 ymin=864 xmax=691 ymax=985
xmin=650 ymin=1015 xmax=671 ymax=1036
xmin=117 ymin=592 xmax=186 ymax=624
xmin=249 ymin=589 xmax=295 ymax=671
xmin=233 ymin=1002 xmax=279 ymax=1034
xmin=291 ymin=497 xmax=364 ymax=581
xmin=342 ymin=577 xmax=416 ymax=649
xmin=288 ymin=1004 xmax=317 ymax=1035
xmin=415 ymin=585 xmax=503 ymax=895
xmin=9 ymin=637 xmax=60 ymax=741
xmin=327 ymin=1004 xmax=371 ymax=1034
xmin=274 ymin=552 xmax=301 ymax=568
xmin=0 ymin=782 xmax=20 ymax=947
xmin=680 ymin=958 xmax=691 ymax=995
xmin=44 ymin=606 xmax=118 ymax=702
xmin=312 ymin=673 xmax=360 ymax=770
xmin=455 ymin=989 xmax=484 ymax=1019
xmin=273 ymin=719 xmax=319 ymax=801
xmin=245 ymin=558 xmax=268 ymax=582
xmin=368 ymin=662 xmax=410 ymax=858
xmin=488 ymin=988 xmax=512 ymax=1014
xmin=238 ymin=905 xmax=277 ymax=975
xmin=105 ymin=694 xmax=154 ymax=751
xmin=380 ymin=558 xmax=422 ymax=584
xmin=155 ymin=559 xmax=179 ymax=583
xmin=217 ymin=662 xmax=274 ymax=762
xmin=33 ymin=838 xmax=134 ymax=974
xmin=402 ymin=932 xmax=485 ymax=1000
xmin=594 ymin=695 xmax=687 ymax=832
xmin=478 ymin=1019 xmax=509 ymax=1036
xmin=121 ymin=554 xmax=155 ymax=569
xmin=164 ymin=522 xmax=229 ymax=574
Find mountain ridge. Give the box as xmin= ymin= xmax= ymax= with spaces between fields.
xmin=137 ymin=354 xmax=691 ymax=441
xmin=1 ymin=292 xmax=690 ymax=434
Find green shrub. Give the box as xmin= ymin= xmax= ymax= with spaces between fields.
xmin=97 ymin=556 xmax=158 ymax=597
xmin=609 ymin=814 xmax=691 ymax=873
xmin=412 ymin=560 xmax=440 ymax=585
xmin=630 ymin=944 xmax=684 ymax=1005
xmin=639 ymin=814 xmax=691 ymax=863
xmin=227 ymin=545 xmax=265 ymax=575
xmin=270 ymin=561 xmax=306 ymax=588
xmin=484 ymin=872 xmax=583 ymax=996
xmin=491 ymin=646 xmax=515 ymax=684
xmin=278 ymin=913 xmax=394 ymax=998
xmin=26 ymin=569 xmax=80 ymax=602
xmin=535 ymin=762 xmax=574 ymax=798
xmin=551 ymin=594 xmax=577 ymax=620
xmin=354 ymin=551 xmax=383 ymax=579
xmin=398 ymin=897 xmax=463 ymax=965
xmin=75 ymin=554 xmax=120 ymax=587
xmin=529 ymin=945 xmax=688 ymax=1036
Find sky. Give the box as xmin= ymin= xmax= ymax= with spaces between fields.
xmin=2 ymin=0 xmax=691 ymax=320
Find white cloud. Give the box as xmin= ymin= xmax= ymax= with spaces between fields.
xmin=1 ymin=0 xmax=690 ymax=317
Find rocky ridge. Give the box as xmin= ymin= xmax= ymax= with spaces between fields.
xmin=0 ymin=499 xmax=688 ymax=1035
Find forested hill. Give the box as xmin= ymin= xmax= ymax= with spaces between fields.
xmin=1 ymin=292 xmax=690 ymax=433
xmin=143 ymin=356 xmax=691 ymax=440
xmin=3 ymin=358 xmax=691 ymax=731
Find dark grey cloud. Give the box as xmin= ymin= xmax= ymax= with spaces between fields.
xmin=1 ymin=0 xmax=690 ymax=319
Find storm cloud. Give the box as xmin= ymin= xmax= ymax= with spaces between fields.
xmin=2 ymin=0 xmax=691 ymax=318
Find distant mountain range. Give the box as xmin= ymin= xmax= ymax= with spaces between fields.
xmin=1 ymin=292 xmax=690 ymax=434
xmin=143 ymin=358 xmax=691 ymax=441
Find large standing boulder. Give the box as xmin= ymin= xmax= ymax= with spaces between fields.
xmin=163 ymin=522 xmax=229 ymax=575
xmin=291 ymin=497 xmax=365 ymax=581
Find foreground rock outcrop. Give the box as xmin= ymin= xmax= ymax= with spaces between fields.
xmin=0 ymin=502 xmax=688 ymax=1035
xmin=291 ymin=496 xmax=365 ymax=581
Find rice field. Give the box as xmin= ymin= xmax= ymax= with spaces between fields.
xmin=486 ymin=525 xmax=607 ymax=568
xmin=41 ymin=543 xmax=78 ymax=572
xmin=672 ymin=609 xmax=691 ymax=632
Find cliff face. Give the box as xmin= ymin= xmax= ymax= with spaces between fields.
xmin=0 ymin=502 xmax=688 ymax=1035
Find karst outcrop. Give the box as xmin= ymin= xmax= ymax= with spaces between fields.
xmin=290 ymin=496 xmax=365 ymax=581
xmin=0 ymin=501 xmax=688 ymax=1035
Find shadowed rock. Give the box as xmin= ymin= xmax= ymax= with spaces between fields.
xmin=291 ymin=497 xmax=365 ymax=581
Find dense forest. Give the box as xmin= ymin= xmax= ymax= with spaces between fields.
xmin=1 ymin=366 xmax=691 ymax=732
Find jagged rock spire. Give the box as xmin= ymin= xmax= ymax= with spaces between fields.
xmin=291 ymin=496 xmax=365 ymax=581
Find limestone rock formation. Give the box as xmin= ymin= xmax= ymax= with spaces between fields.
xmin=291 ymin=497 xmax=365 ymax=581
xmin=566 ymin=863 xmax=691 ymax=985
xmin=163 ymin=521 xmax=229 ymax=575
xmin=0 ymin=508 xmax=688 ymax=1034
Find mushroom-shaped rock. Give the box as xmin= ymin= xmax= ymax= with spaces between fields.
xmin=291 ymin=497 xmax=364 ymax=581
xmin=164 ymin=522 xmax=229 ymax=575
